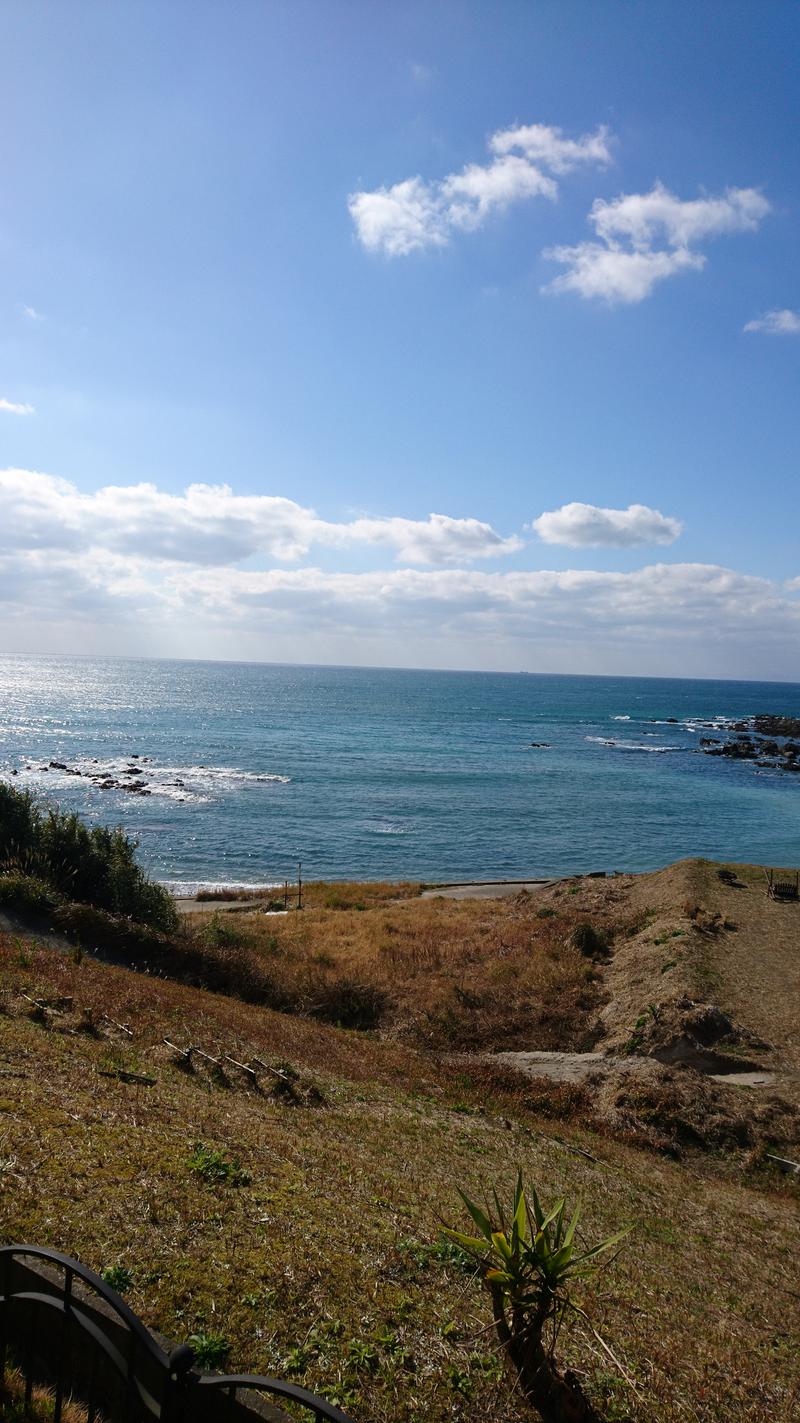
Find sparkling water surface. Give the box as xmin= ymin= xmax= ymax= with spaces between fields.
xmin=1 ymin=654 xmax=799 ymax=889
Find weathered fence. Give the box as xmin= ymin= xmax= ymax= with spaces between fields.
xmin=0 ymin=1245 xmax=354 ymax=1423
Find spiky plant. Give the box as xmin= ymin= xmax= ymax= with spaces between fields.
xmin=444 ymin=1173 xmax=630 ymax=1422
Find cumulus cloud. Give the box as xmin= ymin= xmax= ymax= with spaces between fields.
xmin=0 ymin=469 xmax=520 ymax=567
xmin=349 ymin=121 xmax=611 ymax=256
xmin=744 ymin=308 xmax=800 ymax=335
xmin=544 ymin=244 xmax=704 ymax=304
xmin=591 ymin=184 xmax=769 ymax=250
xmin=544 ymin=182 xmax=770 ymax=303
xmin=0 ymin=398 xmax=34 ymax=415
xmin=532 ymin=502 xmax=682 ymax=548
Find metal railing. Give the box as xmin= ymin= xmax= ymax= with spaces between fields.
xmin=0 ymin=1245 xmax=354 ymax=1422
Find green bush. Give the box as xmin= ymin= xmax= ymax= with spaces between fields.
xmin=187 ymin=1332 xmax=230 ymax=1369
xmin=52 ymin=902 xmax=173 ymax=958
xmin=0 ymin=782 xmax=177 ymax=931
xmin=0 ymin=872 xmax=62 ymax=914
xmin=569 ymin=921 xmax=609 ymax=958
xmin=187 ymin=1142 xmax=250 ymax=1186
xmin=200 ymin=913 xmax=248 ymax=949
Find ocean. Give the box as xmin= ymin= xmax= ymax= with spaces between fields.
xmin=1 ymin=654 xmax=799 ymax=891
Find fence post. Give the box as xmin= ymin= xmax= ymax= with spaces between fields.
xmin=161 ymin=1343 xmax=195 ymax=1423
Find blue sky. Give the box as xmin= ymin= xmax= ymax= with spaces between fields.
xmin=1 ymin=1 xmax=799 ymax=676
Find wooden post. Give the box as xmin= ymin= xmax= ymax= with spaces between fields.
xmin=283 ymin=879 xmax=288 ymax=910
xmin=297 ymin=861 xmax=303 ymax=911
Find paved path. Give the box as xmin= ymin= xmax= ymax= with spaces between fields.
xmin=173 ymin=897 xmax=286 ymax=916
xmin=421 ymin=879 xmax=557 ymax=900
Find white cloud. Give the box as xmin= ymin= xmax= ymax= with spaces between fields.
xmin=21 ymin=304 xmax=43 ymax=322
xmin=0 ymin=398 xmax=34 ymax=416
xmin=0 ymin=469 xmax=520 ymax=567
xmin=1 ymin=534 xmax=798 ymax=677
xmin=489 ymin=122 xmax=612 ymax=174
xmin=544 ymin=182 xmax=770 ymax=304
xmin=543 ymin=245 xmax=704 ymax=304
xmin=4 ymin=467 xmax=797 ymax=678
xmin=348 ymin=178 xmax=451 ymax=257
xmin=164 ymin=563 xmax=787 ymax=644
xmin=590 ymin=183 xmax=769 ymax=250
xmin=349 ymin=121 xmax=611 ymax=256
xmin=744 ymin=308 xmax=800 ymax=335
xmin=441 ymin=156 xmax=556 ymax=231
xmin=532 ymin=502 xmax=682 ymax=548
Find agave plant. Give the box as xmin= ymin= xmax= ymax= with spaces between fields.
xmin=444 ymin=1174 xmax=630 ymax=1423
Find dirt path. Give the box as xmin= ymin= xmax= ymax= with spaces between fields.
xmin=694 ymin=862 xmax=800 ymax=1075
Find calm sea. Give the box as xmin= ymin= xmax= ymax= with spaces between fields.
xmin=1 ymin=654 xmax=799 ymax=890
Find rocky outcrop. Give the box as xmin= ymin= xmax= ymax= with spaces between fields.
xmin=700 ymin=714 xmax=800 ymax=773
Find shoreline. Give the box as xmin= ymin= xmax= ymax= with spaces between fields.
xmin=170 ymin=873 xmax=594 ymax=911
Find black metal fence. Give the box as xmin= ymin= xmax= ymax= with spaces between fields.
xmin=0 ymin=1244 xmax=355 ymax=1423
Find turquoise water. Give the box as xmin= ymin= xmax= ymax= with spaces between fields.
xmin=1 ymin=654 xmax=800 ymax=889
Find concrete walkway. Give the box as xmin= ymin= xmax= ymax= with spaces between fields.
xmin=421 ymin=879 xmax=557 ymax=900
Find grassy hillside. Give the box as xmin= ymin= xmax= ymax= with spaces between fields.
xmin=1 ymin=857 xmax=799 ymax=1422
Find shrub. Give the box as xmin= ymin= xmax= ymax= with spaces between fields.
xmin=0 ymin=781 xmax=177 ymax=932
xmin=444 ymin=1174 xmax=630 ymax=1423
xmin=0 ymin=872 xmax=62 ymax=914
xmin=101 ymin=1264 xmax=134 ymax=1293
xmin=200 ymin=913 xmax=248 ymax=949
xmin=568 ymin=922 xmax=609 ymax=958
xmin=303 ymin=976 xmax=387 ymax=1030
xmin=187 ymin=1332 xmax=230 ymax=1369
xmin=53 ymin=902 xmax=173 ymax=958
xmin=186 ymin=1142 xmax=250 ymax=1186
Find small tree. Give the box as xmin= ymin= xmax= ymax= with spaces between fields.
xmin=444 ymin=1174 xmax=630 ymax=1422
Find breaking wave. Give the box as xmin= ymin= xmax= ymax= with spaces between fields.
xmin=585 ymin=737 xmax=685 ymax=753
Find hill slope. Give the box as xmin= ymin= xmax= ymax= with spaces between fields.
xmin=1 ymin=860 xmax=799 ymax=1422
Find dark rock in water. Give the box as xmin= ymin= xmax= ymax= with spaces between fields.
xmin=753 ymin=713 xmax=800 ymax=738
xmin=528 ymin=742 xmax=551 ymax=748
xmin=10 ymin=768 xmax=17 ymax=776
xmin=124 ymin=766 xmax=143 ymax=775
xmin=49 ymin=761 xmax=68 ymax=771
xmin=665 ymin=718 xmax=678 ymax=724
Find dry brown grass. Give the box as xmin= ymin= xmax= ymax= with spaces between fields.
xmin=176 ymin=889 xmax=629 ymax=1050
xmin=0 ymin=1366 xmax=87 ymax=1423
